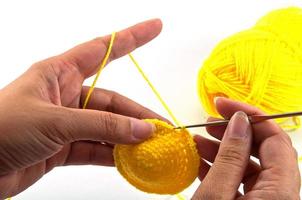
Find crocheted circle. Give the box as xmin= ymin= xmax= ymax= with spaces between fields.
xmin=114 ymin=119 xmax=200 ymax=194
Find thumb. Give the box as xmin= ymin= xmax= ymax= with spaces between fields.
xmin=52 ymin=107 xmax=155 ymax=144
xmin=193 ymin=111 xmax=252 ymax=200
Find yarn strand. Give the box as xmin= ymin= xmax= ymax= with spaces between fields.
xmin=128 ymin=53 xmax=182 ymax=127
xmin=82 ymin=32 xmax=116 ymax=109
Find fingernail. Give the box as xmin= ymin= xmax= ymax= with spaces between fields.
xmin=225 ymin=111 xmax=250 ymax=139
xmin=214 ymin=97 xmax=221 ymax=106
xmin=130 ymin=118 xmax=156 ymax=140
xmin=214 ymin=96 xmax=226 ymax=107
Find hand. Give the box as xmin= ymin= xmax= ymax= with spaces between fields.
xmin=0 ymin=19 xmax=164 ymax=198
xmin=192 ymin=97 xmax=300 ymax=200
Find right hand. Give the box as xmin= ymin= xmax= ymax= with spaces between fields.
xmin=193 ymin=97 xmax=300 ymax=200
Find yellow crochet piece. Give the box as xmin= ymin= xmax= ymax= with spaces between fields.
xmin=79 ymin=32 xmax=200 ymax=195
xmin=114 ymin=119 xmax=200 ymax=194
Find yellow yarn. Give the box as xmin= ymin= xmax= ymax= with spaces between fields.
xmin=83 ymin=32 xmax=116 ymax=109
xmin=197 ymin=7 xmax=302 ymax=128
xmin=80 ymin=32 xmax=200 ymax=195
xmin=113 ymin=54 xmax=200 ymax=194
xmin=114 ymin=119 xmax=200 ymax=194
xmin=128 ymin=53 xmax=182 ymax=127
xmin=4 ymin=30 xmax=117 ymax=200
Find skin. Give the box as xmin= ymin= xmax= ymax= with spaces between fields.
xmin=193 ymin=97 xmax=301 ymax=200
xmin=0 ymin=19 xmax=166 ymax=198
xmin=0 ymin=19 xmax=300 ymax=200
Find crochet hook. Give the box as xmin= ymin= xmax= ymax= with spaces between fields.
xmin=174 ymin=111 xmax=302 ymax=129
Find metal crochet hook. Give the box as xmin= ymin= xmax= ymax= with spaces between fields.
xmin=174 ymin=111 xmax=302 ymax=129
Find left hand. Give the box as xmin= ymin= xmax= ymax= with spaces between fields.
xmin=0 ymin=19 xmax=164 ymax=198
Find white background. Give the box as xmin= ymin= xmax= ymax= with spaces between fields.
xmin=0 ymin=0 xmax=301 ymax=199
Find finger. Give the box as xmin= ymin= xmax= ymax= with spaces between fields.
xmin=205 ymin=117 xmax=260 ymax=157
xmin=259 ymin=133 xmax=301 ymax=192
xmin=64 ymin=141 xmax=114 ymax=166
xmin=205 ymin=117 xmax=227 ymax=140
xmin=194 ymin=135 xmax=260 ymax=185
xmin=195 ymin=159 xmax=243 ymax=199
xmin=207 ymin=97 xmax=283 ymax=144
xmin=193 ymin=112 xmax=252 ymax=200
xmin=81 ymin=87 xmax=169 ymax=122
xmin=48 ymin=106 xmax=155 ymax=144
xmin=194 ymin=135 xmax=219 ymax=162
xmin=260 ymin=133 xmax=295 ymax=168
xmin=198 ymin=159 xmax=211 ymax=180
xmin=196 ymin=159 xmax=246 ymax=200
xmin=61 ymin=19 xmax=162 ymax=78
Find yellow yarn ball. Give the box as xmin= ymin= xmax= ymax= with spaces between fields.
xmin=254 ymin=7 xmax=302 ymax=45
xmin=198 ymin=7 xmax=302 ymax=118
xmin=114 ymin=119 xmax=200 ymax=194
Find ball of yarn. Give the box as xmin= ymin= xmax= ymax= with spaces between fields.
xmin=114 ymin=119 xmax=200 ymax=194
xmin=198 ymin=7 xmax=302 ymax=118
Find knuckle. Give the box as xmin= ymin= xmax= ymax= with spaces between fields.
xmin=39 ymin=106 xmax=74 ymax=144
xmin=128 ymin=29 xmax=139 ymax=48
xmin=137 ymin=109 xmax=148 ymax=119
xmin=92 ymin=36 xmax=116 ymax=60
xmin=98 ymin=112 xmax=118 ymax=140
xmin=216 ymin=143 xmax=246 ymax=167
xmin=263 ymin=133 xmax=293 ymax=153
xmin=106 ymin=90 xmax=122 ymax=113
xmin=280 ymin=133 xmax=292 ymax=145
